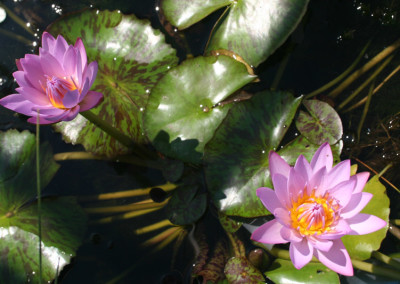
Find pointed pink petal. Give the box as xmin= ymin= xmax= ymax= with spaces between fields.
xmin=288 ymin=167 xmax=306 ymax=197
xmin=320 ymin=160 xmax=350 ymax=191
xmin=74 ymin=38 xmax=87 ymax=69
xmin=281 ymin=226 xmax=303 ymax=243
xmin=294 ymin=155 xmax=312 ymax=181
xmin=307 ymin=167 xmax=325 ymax=196
xmin=0 ymin=94 xmax=44 ymax=116
xmin=40 ymin=50 xmax=65 ymax=78
xmin=250 ymin=219 xmax=287 ymax=244
xmin=320 ymin=219 xmax=351 ymax=240
xmin=341 ymin=192 xmax=372 ymax=219
xmin=315 ymin=239 xmax=353 ymax=276
xmin=311 ymin=143 xmax=333 ymax=173
xmin=352 ymin=172 xmax=370 ymax=193
xmin=256 ymin=187 xmax=283 ymax=214
xmin=309 ymin=237 xmax=333 ymax=252
xmin=347 ymin=213 xmax=387 ymax=235
xmin=78 ymin=78 xmax=90 ymax=102
xmin=16 ymin=58 xmax=23 ymax=70
xmin=84 ymin=61 xmax=98 ymax=87
xmin=272 ymin=174 xmax=290 ymax=208
xmin=274 ymin=207 xmax=291 ymax=225
xmin=62 ymin=89 xmax=80 ymax=108
xmin=63 ymin=46 xmax=77 ymax=76
xmin=17 ymin=87 xmax=50 ymax=106
xmin=269 ymin=151 xmax=290 ymax=178
xmin=41 ymin=32 xmax=56 ymax=53
xmin=62 ymin=105 xmax=80 ymax=121
xmin=20 ymin=54 xmax=45 ymax=91
xmin=27 ymin=115 xmax=55 ymax=124
xmin=13 ymin=71 xmax=31 ymax=88
xmin=329 ymin=179 xmax=356 ymax=208
xmin=53 ymin=34 xmax=68 ymax=60
xmin=290 ymin=238 xmax=313 ymax=269
xmin=79 ymin=91 xmax=103 ymax=111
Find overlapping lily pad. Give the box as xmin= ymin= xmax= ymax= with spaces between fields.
xmin=342 ymin=175 xmax=390 ymax=260
xmin=48 ymin=9 xmax=178 ymax=157
xmin=266 ymin=259 xmax=339 ymax=283
xmin=296 ymin=100 xmax=343 ymax=145
xmin=161 ymin=0 xmax=309 ymax=67
xmin=0 ymin=130 xmax=86 ymax=283
xmin=144 ymin=55 xmax=256 ymax=163
xmin=205 ymin=91 xmax=302 ymax=217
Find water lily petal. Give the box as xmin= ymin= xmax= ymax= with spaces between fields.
xmin=347 ymin=213 xmax=387 ymax=235
xmin=290 ymin=238 xmax=313 ymax=269
xmin=41 ymin=32 xmax=56 ymax=53
xmin=315 ymin=239 xmax=353 ymax=276
xmin=269 ymin=151 xmax=290 ymax=178
xmin=20 ymin=54 xmax=45 ymax=91
xmin=274 ymin=207 xmax=291 ymax=225
xmin=288 ymin=167 xmax=306 ymax=197
xmin=62 ymin=89 xmax=80 ymax=109
xmin=321 ymin=160 xmax=350 ymax=191
xmin=53 ymin=34 xmax=69 ymax=63
xmin=294 ymin=155 xmax=312 ymax=181
xmin=310 ymin=142 xmax=333 ymax=173
xmin=17 ymin=87 xmax=51 ymax=106
xmin=341 ymin=192 xmax=372 ymax=219
xmin=309 ymin=237 xmax=333 ymax=252
xmin=272 ymin=174 xmax=290 ymax=208
xmin=85 ymin=61 xmax=98 ymax=87
xmin=250 ymin=219 xmax=287 ymax=244
xmin=63 ymin=45 xmax=77 ymax=76
xmin=13 ymin=71 xmax=31 ymax=89
xmin=352 ymin=172 xmax=370 ymax=193
xmin=256 ymin=187 xmax=283 ymax=213
xmin=0 ymin=94 xmax=37 ymax=116
xmin=40 ymin=50 xmax=65 ymax=78
xmin=320 ymin=219 xmax=351 ymax=239
xmin=27 ymin=115 xmax=56 ymax=124
xmin=307 ymin=166 xmax=325 ymax=196
xmin=74 ymin=38 xmax=87 ymax=70
xmin=79 ymin=91 xmax=103 ymax=112
xmin=329 ymin=179 xmax=356 ymax=208
xmin=281 ymin=226 xmax=303 ymax=243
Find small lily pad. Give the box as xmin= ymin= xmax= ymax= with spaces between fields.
xmin=296 ymin=100 xmax=343 ymax=145
xmin=224 ymin=256 xmax=265 ymax=283
xmin=48 ymin=10 xmax=178 ymax=157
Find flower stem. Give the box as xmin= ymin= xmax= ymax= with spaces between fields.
xmin=356 ymin=80 xmax=375 ymax=142
xmin=134 ymin=219 xmax=173 ymax=235
xmin=372 ymin=251 xmax=400 ymax=270
xmin=328 ymin=38 xmax=400 ymax=98
xmin=36 ymin=111 xmax=42 ymax=284
xmin=78 ymin=183 xmax=176 ymax=202
xmin=80 ymin=110 xmax=157 ymax=160
xmin=305 ymin=41 xmax=370 ymax=99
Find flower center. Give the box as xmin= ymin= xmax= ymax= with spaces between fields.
xmin=45 ymin=75 xmax=77 ymax=109
xmin=290 ymin=190 xmax=341 ymax=236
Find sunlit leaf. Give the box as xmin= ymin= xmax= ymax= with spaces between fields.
xmin=224 ymin=256 xmax=265 ymax=283
xmin=145 ymin=55 xmax=256 ymax=163
xmin=266 ymin=259 xmax=339 ymax=283
xmin=296 ymin=100 xmax=343 ymax=145
xmin=342 ymin=175 xmax=390 ymax=260
xmin=205 ymin=91 xmax=302 ymax=217
xmin=48 ymin=10 xmax=178 ymax=157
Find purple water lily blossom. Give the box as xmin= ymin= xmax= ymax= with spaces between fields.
xmin=251 ymin=143 xmax=387 ymax=276
xmin=0 ymin=32 xmax=103 ymax=124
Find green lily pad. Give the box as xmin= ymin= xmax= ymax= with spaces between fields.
xmin=219 ymin=213 xmax=242 ymax=233
xmin=206 ymin=0 xmax=310 ymax=67
xmin=48 ymin=10 xmax=178 ymax=157
xmin=205 ymin=91 xmax=302 ymax=217
xmin=224 ymin=256 xmax=265 ymax=283
xmin=0 ymin=130 xmax=86 ymax=283
xmin=266 ymin=259 xmax=339 ymax=283
xmin=165 ymin=185 xmax=207 ymax=225
xmin=296 ymin=100 xmax=343 ymax=145
xmin=160 ymin=0 xmax=232 ymax=29
xmin=144 ymin=55 xmax=256 ymax=163
xmin=342 ymin=175 xmax=390 ymax=260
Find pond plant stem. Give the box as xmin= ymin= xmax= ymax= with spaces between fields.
xmin=270 ymin=247 xmax=400 ymax=280
xmin=141 ymin=226 xmax=181 ymax=247
xmin=372 ymin=251 xmax=400 ymax=270
xmin=337 ymin=56 xmax=394 ymax=111
xmin=78 ymin=182 xmax=176 ymax=202
xmin=85 ymin=197 xmax=170 ymax=214
xmin=90 ymin=207 xmax=160 ymax=225
xmin=0 ymin=28 xmax=32 ymax=45
xmin=134 ymin=219 xmax=173 ymax=235
xmin=0 ymin=3 xmax=35 ymax=36
xmin=80 ymin=110 xmax=157 ymax=160
xmin=36 ymin=112 xmax=43 ymax=284
xmin=356 ymin=81 xmax=375 ymax=142
xmin=328 ymin=38 xmax=400 ymax=99
xmin=389 ymin=222 xmax=400 ymax=240
xmin=345 ymin=64 xmax=400 ymax=112
xmin=305 ymin=41 xmax=370 ymax=99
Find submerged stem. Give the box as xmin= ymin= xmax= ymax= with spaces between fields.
xmin=90 ymin=207 xmax=160 ymax=225
xmin=134 ymin=219 xmax=173 ymax=235
xmin=356 ymin=81 xmax=375 ymax=142
xmin=36 ymin=111 xmax=42 ymax=284
xmin=85 ymin=198 xmax=170 ymax=214
xmin=372 ymin=251 xmax=400 ymax=270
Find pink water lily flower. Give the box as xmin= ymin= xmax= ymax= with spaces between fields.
xmin=0 ymin=32 xmax=103 ymax=124
xmin=251 ymin=143 xmax=387 ymax=276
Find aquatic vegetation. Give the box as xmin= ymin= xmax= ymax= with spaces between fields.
xmin=0 ymin=32 xmax=103 ymax=124
xmin=251 ymin=143 xmax=386 ymax=275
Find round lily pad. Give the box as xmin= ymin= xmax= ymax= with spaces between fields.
xmin=48 ymin=9 xmax=178 ymax=157
xmin=144 ymin=54 xmax=256 ymax=163
xmin=296 ymin=99 xmax=343 ymax=145
xmin=204 ymin=91 xmax=302 ymax=217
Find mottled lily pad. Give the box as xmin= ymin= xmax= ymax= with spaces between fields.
xmin=219 ymin=213 xmax=242 ymax=233
xmin=0 ymin=130 xmax=86 ymax=283
xmin=165 ymin=185 xmax=207 ymax=225
xmin=48 ymin=9 xmax=178 ymax=157
xmin=296 ymin=100 xmax=343 ymax=145
xmin=205 ymin=91 xmax=302 ymax=217
xmin=224 ymin=256 xmax=265 ymax=283
xmin=342 ymin=175 xmax=390 ymax=260
xmin=266 ymin=259 xmax=339 ymax=283
xmin=144 ymin=55 xmax=256 ymax=163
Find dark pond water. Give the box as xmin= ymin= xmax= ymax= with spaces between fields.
xmin=1 ymin=0 xmax=400 ymax=283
